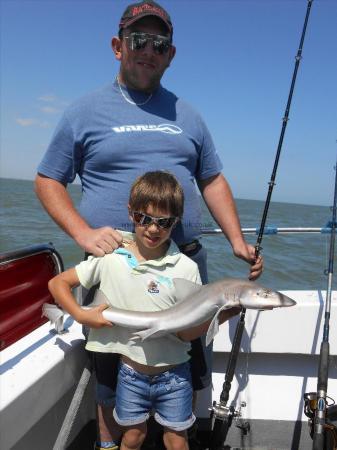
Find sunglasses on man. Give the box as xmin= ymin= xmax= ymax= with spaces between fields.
xmin=124 ymin=32 xmax=171 ymax=55
xmin=131 ymin=211 xmax=177 ymax=229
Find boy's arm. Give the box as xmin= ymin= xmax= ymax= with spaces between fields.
xmin=48 ymin=268 xmax=113 ymax=328
xmin=177 ymin=307 xmax=241 ymax=342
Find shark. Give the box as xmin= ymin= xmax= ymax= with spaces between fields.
xmin=91 ymin=278 xmax=296 ymax=346
xmin=43 ymin=278 xmax=296 ymax=346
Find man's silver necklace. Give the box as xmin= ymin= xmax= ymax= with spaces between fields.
xmin=116 ymin=76 xmax=153 ymax=106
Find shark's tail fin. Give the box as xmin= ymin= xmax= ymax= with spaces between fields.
xmin=42 ymin=303 xmax=64 ymax=323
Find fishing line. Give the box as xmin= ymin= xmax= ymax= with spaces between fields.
xmin=209 ymin=1 xmax=314 ymax=448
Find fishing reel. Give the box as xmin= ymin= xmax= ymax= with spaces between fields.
xmin=304 ymin=392 xmax=319 ymax=422
xmin=304 ymin=392 xmax=337 ymax=449
xmin=208 ymin=400 xmax=250 ymax=450
xmin=210 ymin=400 xmax=250 ymax=435
xmin=304 ymin=392 xmax=337 ymax=422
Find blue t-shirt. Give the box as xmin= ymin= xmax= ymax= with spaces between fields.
xmin=37 ymin=80 xmax=223 ymax=245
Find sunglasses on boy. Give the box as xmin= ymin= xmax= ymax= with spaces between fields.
xmin=132 ymin=211 xmax=177 ymax=229
xmin=124 ymin=32 xmax=171 ymax=55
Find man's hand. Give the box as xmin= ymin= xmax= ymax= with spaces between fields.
xmin=233 ymin=242 xmax=263 ymax=281
xmin=75 ymin=227 xmax=124 ymax=257
xmin=76 ymin=304 xmax=113 ymax=328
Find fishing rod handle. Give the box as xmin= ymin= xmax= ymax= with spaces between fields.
xmin=210 ymin=415 xmax=232 ymax=450
xmin=317 ymin=341 xmax=329 ymax=394
xmin=220 ymin=310 xmax=246 ymax=404
xmin=313 ymin=433 xmax=325 ymax=450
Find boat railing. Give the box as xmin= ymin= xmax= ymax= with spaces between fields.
xmin=0 ymin=242 xmax=64 ymax=271
xmin=201 ymin=226 xmax=334 ymax=236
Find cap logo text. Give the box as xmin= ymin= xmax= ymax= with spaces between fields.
xmin=132 ymin=4 xmax=167 ymax=20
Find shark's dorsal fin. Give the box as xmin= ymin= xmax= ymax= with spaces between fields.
xmin=205 ymin=304 xmax=232 ymax=346
xmin=173 ymin=278 xmax=203 ymax=303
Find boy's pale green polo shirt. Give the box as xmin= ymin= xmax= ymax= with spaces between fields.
xmin=75 ymin=232 xmax=201 ymax=367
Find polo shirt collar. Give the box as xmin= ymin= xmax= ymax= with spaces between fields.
xmin=115 ymin=230 xmax=181 ymax=268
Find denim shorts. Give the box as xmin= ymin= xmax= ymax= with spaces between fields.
xmin=113 ymin=361 xmax=195 ymax=431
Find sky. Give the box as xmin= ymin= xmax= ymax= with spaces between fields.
xmin=1 ymin=0 xmax=336 ymax=206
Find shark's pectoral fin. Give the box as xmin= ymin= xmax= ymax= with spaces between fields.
xmin=206 ymin=316 xmax=219 ymax=347
xmin=205 ymin=304 xmax=232 ymax=347
xmin=131 ymin=327 xmax=163 ymax=342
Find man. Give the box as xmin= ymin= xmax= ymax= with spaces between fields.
xmin=35 ymin=1 xmax=263 ymax=449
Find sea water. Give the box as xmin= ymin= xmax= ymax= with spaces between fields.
xmin=1 ymin=178 xmax=335 ymax=291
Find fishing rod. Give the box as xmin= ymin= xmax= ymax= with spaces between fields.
xmin=209 ymin=1 xmax=314 ymax=448
xmin=309 ymin=156 xmax=337 ymax=450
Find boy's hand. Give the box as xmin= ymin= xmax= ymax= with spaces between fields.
xmin=76 ymin=304 xmax=113 ymax=328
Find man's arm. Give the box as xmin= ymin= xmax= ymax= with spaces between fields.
xmin=198 ymin=173 xmax=263 ymax=280
xmin=34 ymin=174 xmax=123 ymax=256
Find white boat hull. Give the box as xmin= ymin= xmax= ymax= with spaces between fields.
xmin=1 ymin=290 xmax=337 ymax=449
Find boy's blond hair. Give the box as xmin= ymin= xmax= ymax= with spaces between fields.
xmin=129 ymin=171 xmax=184 ymax=217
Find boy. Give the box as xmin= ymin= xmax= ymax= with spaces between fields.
xmin=48 ymin=171 xmax=237 ymax=450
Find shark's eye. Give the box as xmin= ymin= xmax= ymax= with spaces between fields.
xmin=257 ymin=290 xmax=269 ymax=298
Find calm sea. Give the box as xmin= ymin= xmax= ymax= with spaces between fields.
xmin=1 ymin=178 xmax=335 ymax=291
